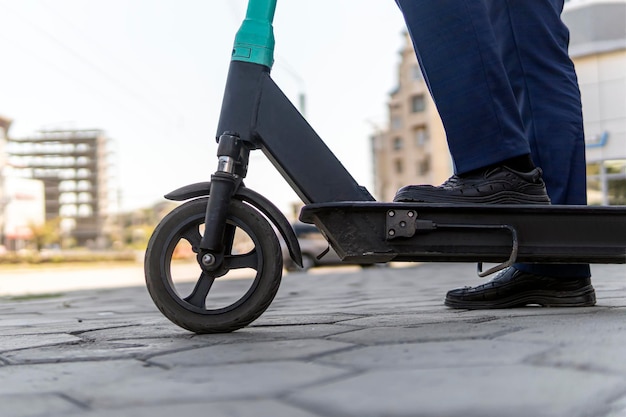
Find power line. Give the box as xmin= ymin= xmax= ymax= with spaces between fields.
xmin=0 ymin=1 xmax=180 ymax=126
xmin=36 ymin=0 xmax=180 ymax=119
xmin=0 ymin=30 xmax=162 ymax=130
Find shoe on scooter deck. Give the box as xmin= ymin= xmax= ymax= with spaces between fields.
xmin=299 ymin=202 xmax=626 ymax=266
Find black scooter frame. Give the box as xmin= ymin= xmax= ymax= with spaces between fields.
xmin=216 ymin=61 xmax=374 ymax=204
xmin=166 ymin=60 xmax=626 ymax=275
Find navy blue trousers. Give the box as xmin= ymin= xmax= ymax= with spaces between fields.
xmin=396 ymin=0 xmax=590 ymax=278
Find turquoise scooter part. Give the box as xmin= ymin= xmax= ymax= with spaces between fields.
xmin=232 ymin=0 xmax=277 ymax=68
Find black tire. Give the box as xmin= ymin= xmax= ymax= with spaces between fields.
xmin=145 ymin=198 xmax=282 ymax=333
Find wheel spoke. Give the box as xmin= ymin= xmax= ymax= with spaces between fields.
xmin=224 ymin=249 xmax=259 ymax=270
xmin=223 ymin=224 xmax=236 ymax=255
xmin=181 ymin=227 xmax=202 ymax=250
xmin=183 ymin=272 xmax=216 ymax=308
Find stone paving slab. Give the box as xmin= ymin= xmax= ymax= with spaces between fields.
xmin=149 ymin=339 xmax=354 ymax=367
xmin=606 ymin=395 xmax=626 ymax=417
xmin=1 ymin=333 xmax=82 ymax=352
xmin=61 ymin=399 xmax=322 ymax=417
xmin=0 ymin=262 xmax=625 ymax=417
xmin=326 ymin=320 xmax=522 ymax=345
xmin=1 ymin=393 xmax=84 ymax=417
xmin=316 ymin=339 xmax=552 ymax=370
xmin=497 ymin=308 xmax=626 ymax=345
xmin=287 ymin=365 xmax=626 ymax=417
xmin=81 ymin=361 xmax=350 ymax=408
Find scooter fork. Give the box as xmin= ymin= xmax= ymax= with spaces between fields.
xmin=197 ymin=132 xmax=248 ymax=270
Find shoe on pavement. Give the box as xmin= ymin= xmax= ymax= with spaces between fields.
xmin=444 ymin=267 xmax=596 ymax=309
xmin=394 ymin=166 xmax=551 ymax=204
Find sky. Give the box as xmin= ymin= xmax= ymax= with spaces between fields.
xmin=0 ymin=0 xmax=407 ymax=214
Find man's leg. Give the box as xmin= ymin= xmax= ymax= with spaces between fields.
xmin=487 ymin=0 xmax=590 ymax=279
xmin=394 ymin=0 xmax=549 ymax=205
xmin=394 ymin=0 xmax=595 ymax=308
xmin=443 ymin=0 xmax=595 ymax=309
xmin=395 ymin=0 xmax=531 ymax=174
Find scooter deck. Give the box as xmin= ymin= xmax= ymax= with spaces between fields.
xmin=300 ymin=202 xmax=626 ymax=268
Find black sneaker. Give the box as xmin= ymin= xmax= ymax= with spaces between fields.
xmin=394 ymin=166 xmax=551 ymax=204
xmin=445 ymin=267 xmax=596 ymax=309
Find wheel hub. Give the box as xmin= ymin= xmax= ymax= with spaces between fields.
xmin=201 ymin=253 xmax=216 ymax=267
xmin=197 ymin=251 xmax=223 ymax=272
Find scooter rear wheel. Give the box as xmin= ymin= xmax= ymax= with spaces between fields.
xmin=145 ymin=197 xmax=282 ymax=333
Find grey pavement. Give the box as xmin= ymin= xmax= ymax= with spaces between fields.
xmin=1 ymin=262 xmax=626 ymax=417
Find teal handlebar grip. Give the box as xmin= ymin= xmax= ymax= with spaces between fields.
xmin=232 ymin=0 xmax=277 ymax=68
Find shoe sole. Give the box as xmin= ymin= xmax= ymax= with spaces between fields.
xmin=395 ymin=190 xmax=550 ymax=205
xmin=444 ymin=286 xmax=596 ymax=309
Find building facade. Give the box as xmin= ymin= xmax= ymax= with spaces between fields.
xmin=564 ymin=0 xmax=626 ymax=204
xmin=2 ymin=176 xmax=45 ymax=251
xmin=373 ymin=2 xmax=626 ymax=205
xmin=0 ymin=116 xmax=46 ymax=250
xmin=0 ymin=116 xmax=10 ymax=173
xmin=371 ymin=32 xmax=450 ymax=202
xmin=7 ymin=129 xmax=109 ymax=246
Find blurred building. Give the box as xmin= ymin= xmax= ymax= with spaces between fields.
xmin=564 ymin=0 xmax=626 ymax=204
xmin=371 ymin=32 xmax=450 ymax=202
xmin=373 ymin=2 xmax=626 ymax=205
xmin=1 ymin=177 xmax=45 ymax=251
xmin=7 ymin=129 xmax=109 ymax=246
xmin=0 ymin=116 xmax=10 ymax=162
xmin=0 ymin=116 xmax=46 ymax=250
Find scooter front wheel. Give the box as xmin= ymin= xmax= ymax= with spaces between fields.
xmin=145 ymin=197 xmax=282 ymax=333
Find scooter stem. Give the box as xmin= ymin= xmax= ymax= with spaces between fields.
xmin=232 ymin=0 xmax=277 ymax=68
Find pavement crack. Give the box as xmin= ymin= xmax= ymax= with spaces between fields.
xmin=139 ymin=358 xmax=171 ymax=370
xmin=69 ymin=324 xmax=141 ymax=337
xmin=523 ymin=350 xmax=626 ymax=377
xmin=57 ymin=393 xmax=90 ymax=410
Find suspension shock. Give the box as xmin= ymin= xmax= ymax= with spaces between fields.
xmin=198 ymin=133 xmax=248 ymax=257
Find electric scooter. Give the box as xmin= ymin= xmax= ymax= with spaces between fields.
xmin=144 ymin=0 xmax=626 ymax=333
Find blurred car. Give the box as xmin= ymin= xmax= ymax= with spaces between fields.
xmin=282 ymin=223 xmax=379 ymax=272
xmin=282 ymin=223 xmax=342 ymax=271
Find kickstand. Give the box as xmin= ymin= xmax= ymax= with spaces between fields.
xmin=475 ymin=224 xmax=519 ymax=277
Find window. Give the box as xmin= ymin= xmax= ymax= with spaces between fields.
xmin=59 ymin=192 xmax=77 ymax=204
xmin=587 ymin=159 xmax=626 ymax=205
xmin=411 ymin=95 xmax=426 ymax=113
xmin=414 ymin=126 xmax=428 ymax=146
xmin=78 ymin=192 xmax=92 ymax=203
xmin=391 ymin=116 xmax=402 ymax=130
xmin=394 ymin=158 xmax=404 ymax=174
xmin=411 ymin=64 xmax=423 ymax=81
xmin=418 ymin=157 xmax=431 ymax=176
xmin=78 ymin=204 xmax=93 ymax=217
xmin=60 ymin=204 xmax=78 ymax=217
xmin=393 ymin=137 xmax=403 ymax=151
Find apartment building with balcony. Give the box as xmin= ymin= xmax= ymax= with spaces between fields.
xmin=7 ymin=129 xmax=109 ymax=246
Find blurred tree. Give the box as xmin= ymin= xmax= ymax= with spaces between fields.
xmin=29 ymin=217 xmax=61 ymax=251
